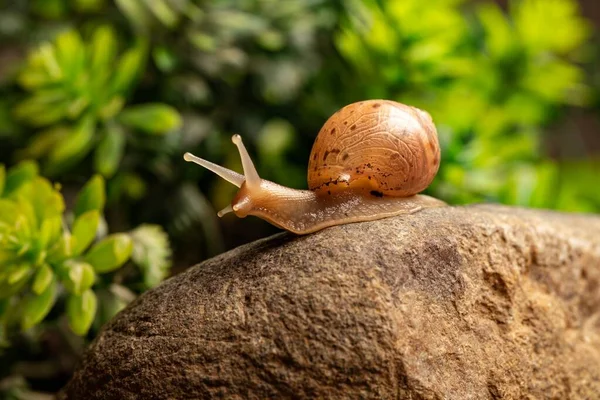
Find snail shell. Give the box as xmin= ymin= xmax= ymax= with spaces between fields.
xmin=308 ymin=100 xmax=440 ymax=197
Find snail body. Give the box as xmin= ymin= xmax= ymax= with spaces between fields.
xmin=184 ymin=100 xmax=445 ymax=235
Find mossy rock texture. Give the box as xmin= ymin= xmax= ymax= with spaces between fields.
xmin=61 ymin=205 xmax=600 ymax=399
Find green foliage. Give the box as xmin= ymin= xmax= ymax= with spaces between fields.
xmin=130 ymin=224 xmax=172 ymax=289
xmin=116 ymin=0 xmax=341 ymax=102
xmin=15 ymin=26 xmax=181 ymax=177
xmin=0 ymin=163 xmax=171 ymax=339
xmin=0 ymin=1 xmax=598 ymax=393
xmin=336 ymin=0 xmax=596 ymax=211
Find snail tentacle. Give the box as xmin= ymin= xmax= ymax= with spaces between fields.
xmin=232 ymin=134 xmax=261 ymax=188
xmin=183 ymin=152 xmax=244 ymax=188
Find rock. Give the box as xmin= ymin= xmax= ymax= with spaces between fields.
xmin=61 ymin=205 xmax=600 ymax=399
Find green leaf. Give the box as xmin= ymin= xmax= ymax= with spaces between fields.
xmin=14 ymin=90 xmax=69 ymax=127
xmin=90 ymin=26 xmax=117 ymax=72
xmin=46 ymin=233 xmax=72 ymax=264
xmin=67 ymin=289 xmax=97 ymax=335
xmin=39 ymin=215 xmax=63 ymax=249
xmin=54 ymin=30 xmax=85 ymax=79
xmin=19 ymin=126 xmax=68 ymax=159
xmin=84 ymin=233 xmax=132 ymax=273
xmin=477 ymin=3 xmax=514 ymax=59
xmin=3 ymin=161 xmax=38 ymax=198
xmin=130 ymin=224 xmax=172 ymax=288
xmin=71 ymin=210 xmax=100 ymax=255
xmin=152 ymin=46 xmax=177 ymax=72
xmin=98 ymin=96 xmax=125 ymax=120
xmin=513 ymin=0 xmax=591 ymax=55
xmin=0 ymin=199 xmax=19 ymax=225
xmin=112 ymin=42 xmax=147 ymax=93
xmin=21 ymin=276 xmax=57 ymax=330
xmin=7 ymin=264 xmax=31 ymax=285
xmin=27 ymin=177 xmax=65 ymax=226
xmin=74 ymin=175 xmax=105 ymax=217
xmin=14 ymin=200 xmax=36 ymax=240
xmin=47 ymin=116 xmax=95 ymax=173
xmin=32 ymin=263 xmax=54 ymax=295
xmin=0 ymin=270 xmax=31 ymax=299
xmin=94 ymin=124 xmax=126 ymax=177
xmin=62 ymin=261 xmax=95 ymax=295
xmin=119 ymin=104 xmax=181 ymax=134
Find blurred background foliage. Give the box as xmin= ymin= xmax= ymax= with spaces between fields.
xmin=0 ymin=0 xmax=599 ymax=397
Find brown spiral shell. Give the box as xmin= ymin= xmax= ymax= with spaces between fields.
xmin=307 ymin=100 xmax=440 ymax=197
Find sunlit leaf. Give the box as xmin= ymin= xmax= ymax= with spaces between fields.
xmin=84 ymin=233 xmax=132 ymax=273
xmin=18 ymin=126 xmax=68 ymax=160
xmin=513 ymin=0 xmax=591 ymax=55
xmin=21 ymin=276 xmax=57 ymax=330
xmin=119 ymin=103 xmax=181 ymax=134
xmin=39 ymin=215 xmax=63 ymax=249
xmin=32 ymin=263 xmax=54 ymax=295
xmin=7 ymin=264 xmax=30 ymax=285
xmin=477 ymin=3 xmax=514 ymax=59
xmin=2 ymin=161 xmax=38 ymax=198
xmin=47 ymin=116 xmax=95 ymax=173
xmin=112 ymin=42 xmax=147 ymax=92
xmin=27 ymin=177 xmax=65 ymax=226
xmin=90 ymin=25 xmax=118 ymax=72
xmin=46 ymin=233 xmax=72 ymax=264
xmin=62 ymin=260 xmax=95 ymax=295
xmin=74 ymin=175 xmax=105 ymax=218
xmin=67 ymin=289 xmax=97 ymax=335
xmin=71 ymin=210 xmax=100 ymax=256
xmin=0 ymin=268 xmax=31 ymax=299
xmin=54 ymin=30 xmax=86 ymax=80
xmin=0 ymin=199 xmax=19 ymax=226
xmin=94 ymin=124 xmax=126 ymax=177
xmin=130 ymin=224 xmax=171 ymax=288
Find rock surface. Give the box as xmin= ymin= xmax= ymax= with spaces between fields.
xmin=62 ymin=205 xmax=600 ymax=399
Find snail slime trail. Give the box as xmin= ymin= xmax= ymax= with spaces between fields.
xmin=184 ymin=99 xmax=446 ymax=235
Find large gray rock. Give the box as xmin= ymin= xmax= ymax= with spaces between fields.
xmin=61 ymin=205 xmax=600 ymax=399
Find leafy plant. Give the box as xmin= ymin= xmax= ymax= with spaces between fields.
xmin=14 ymin=26 xmax=181 ymax=177
xmin=117 ymin=0 xmax=341 ymax=102
xmin=0 ymin=161 xmax=171 ymax=341
xmin=336 ymin=0 xmax=596 ymax=210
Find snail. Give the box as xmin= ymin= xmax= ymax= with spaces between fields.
xmin=184 ymin=99 xmax=445 ymax=235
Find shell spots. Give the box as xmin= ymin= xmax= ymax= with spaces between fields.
xmin=322 ymin=150 xmax=330 ymax=161
xmin=372 ymin=103 xmax=381 ymax=108
xmin=342 ymin=153 xmax=349 ymax=161
xmin=330 ymin=128 xmax=336 ymax=135
xmin=370 ymin=190 xmax=384 ymax=198
xmin=350 ymin=124 xmax=356 ymax=131
xmin=391 ymin=153 xmax=400 ymax=160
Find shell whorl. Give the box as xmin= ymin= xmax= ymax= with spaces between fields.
xmin=307 ymin=100 xmax=440 ymax=197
